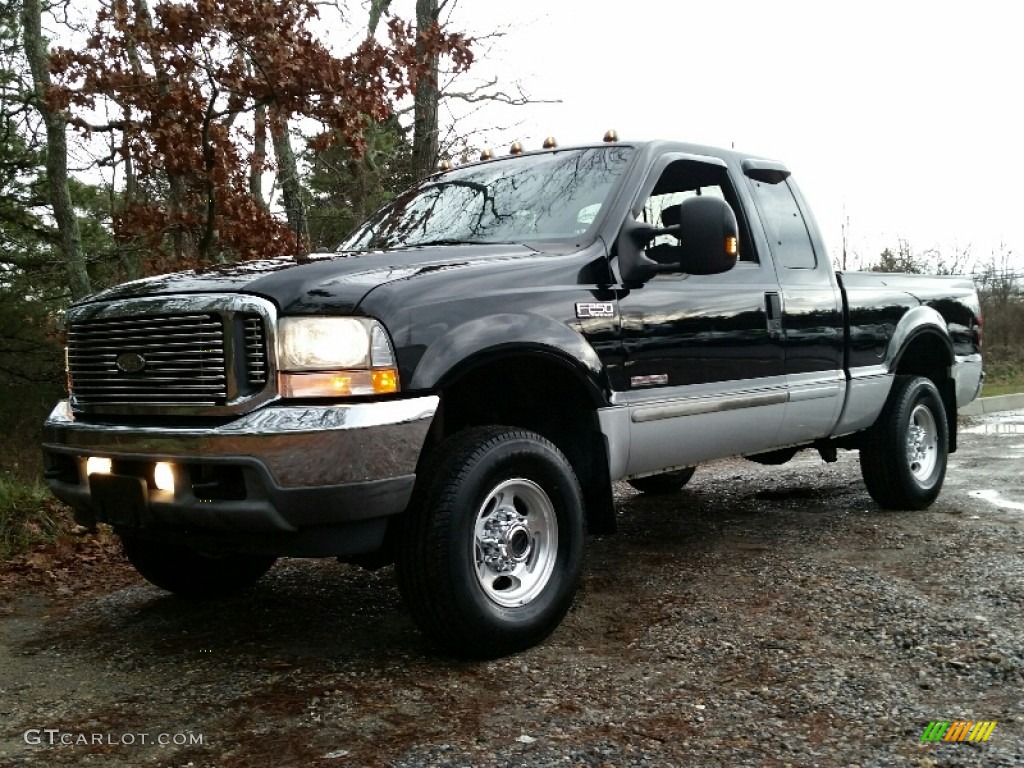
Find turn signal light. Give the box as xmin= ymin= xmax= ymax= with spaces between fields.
xmin=371 ymin=369 xmax=399 ymax=394
xmin=280 ymin=368 xmax=400 ymax=398
xmin=725 ymin=236 xmax=738 ymax=256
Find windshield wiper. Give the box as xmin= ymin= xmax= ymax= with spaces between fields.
xmin=403 ymin=238 xmax=508 ymax=248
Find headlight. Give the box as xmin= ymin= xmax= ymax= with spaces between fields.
xmin=277 ymin=317 xmax=399 ymax=397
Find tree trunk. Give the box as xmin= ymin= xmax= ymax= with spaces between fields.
xmin=116 ymin=6 xmax=145 ymax=279
xmin=270 ymin=107 xmax=307 ymax=249
xmin=22 ymin=0 xmax=91 ymax=300
xmin=119 ymin=103 xmax=144 ymax=280
xmin=411 ymin=0 xmax=440 ymax=180
xmin=250 ymin=102 xmax=267 ymax=210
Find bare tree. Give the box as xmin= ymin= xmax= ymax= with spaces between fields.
xmin=369 ymin=1 xmax=554 ymax=178
xmin=931 ymin=242 xmax=972 ymax=276
xmin=21 ymin=0 xmax=90 ymax=299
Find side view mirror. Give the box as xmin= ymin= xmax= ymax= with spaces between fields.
xmin=617 ymin=196 xmax=739 ymax=284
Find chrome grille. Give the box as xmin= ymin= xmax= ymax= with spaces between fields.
xmin=67 ymin=314 xmax=227 ymax=406
xmin=242 ymin=315 xmax=267 ymax=387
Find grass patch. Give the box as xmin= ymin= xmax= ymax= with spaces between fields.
xmin=982 ymin=380 xmax=1024 ymax=397
xmin=982 ymin=370 xmax=1024 ymax=398
xmin=0 ymin=475 xmax=68 ymax=560
xmin=980 ymin=353 xmax=1024 ymax=398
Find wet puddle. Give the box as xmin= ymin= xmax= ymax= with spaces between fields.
xmin=968 ymin=489 xmax=1024 ymax=511
xmin=961 ymin=423 xmax=1024 ymax=435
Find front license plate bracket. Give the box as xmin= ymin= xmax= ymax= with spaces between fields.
xmin=89 ymin=474 xmax=149 ymax=527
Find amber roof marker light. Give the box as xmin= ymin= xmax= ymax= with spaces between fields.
xmin=443 ymin=130 xmax=620 ymax=168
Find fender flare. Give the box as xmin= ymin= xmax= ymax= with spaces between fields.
xmin=885 ymin=305 xmax=954 ymax=373
xmin=408 ymin=312 xmax=608 ymax=404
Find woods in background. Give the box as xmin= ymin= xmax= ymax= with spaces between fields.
xmin=862 ymin=241 xmax=1023 ymax=394
xmin=1 ymin=0 xmax=1022 ymax=488
xmin=1 ymin=0 xmax=472 ymax=478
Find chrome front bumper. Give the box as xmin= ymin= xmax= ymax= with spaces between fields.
xmin=42 ymin=396 xmax=438 ymax=555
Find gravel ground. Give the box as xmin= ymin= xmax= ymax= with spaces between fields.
xmin=1 ymin=410 xmax=1023 ymax=768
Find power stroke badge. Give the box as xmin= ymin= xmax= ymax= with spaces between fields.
xmin=575 ymin=302 xmax=615 ymax=319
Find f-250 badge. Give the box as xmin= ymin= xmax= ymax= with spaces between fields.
xmin=575 ymin=302 xmax=615 ymax=319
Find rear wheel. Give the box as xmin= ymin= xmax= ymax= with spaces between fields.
xmin=860 ymin=375 xmax=948 ymax=510
xmin=628 ymin=466 xmax=697 ymax=494
xmin=397 ymin=426 xmax=585 ymax=658
xmin=120 ymin=536 xmax=276 ymax=598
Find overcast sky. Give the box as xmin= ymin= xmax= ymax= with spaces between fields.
xmin=57 ymin=1 xmax=1022 ymax=271
xmin=396 ymin=0 xmax=1023 ymax=271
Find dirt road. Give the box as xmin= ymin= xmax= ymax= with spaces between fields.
xmin=2 ymin=412 xmax=1022 ymax=767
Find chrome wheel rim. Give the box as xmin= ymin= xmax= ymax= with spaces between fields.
xmin=473 ymin=478 xmax=558 ymax=608
xmin=906 ymin=403 xmax=939 ymax=483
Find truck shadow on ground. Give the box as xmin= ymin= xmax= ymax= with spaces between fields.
xmin=28 ymin=562 xmax=425 ymax=667
xmin=29 ymin=469 xmax=868 ymax=667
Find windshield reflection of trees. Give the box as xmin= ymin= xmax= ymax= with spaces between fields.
xmin=342 ymin=147 xmax=634 ymax=250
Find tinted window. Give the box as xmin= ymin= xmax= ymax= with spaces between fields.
xmin=341 ymin=147 xmax=635 ymax=250
xmin=637 ymin=159 xmax=754 ymax=262
xmin=749 ymin=179 xmax=816 ymax=269
xmin=641 ymin=186 xmax=726 ymax=248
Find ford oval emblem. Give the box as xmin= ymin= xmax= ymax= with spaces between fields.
xmin=115 ymin=352 xmax=147 ymax=374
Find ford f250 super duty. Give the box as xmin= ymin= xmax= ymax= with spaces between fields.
xmin=43 ymin=138 xmax=983 ymax=657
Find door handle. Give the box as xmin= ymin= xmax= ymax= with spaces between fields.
xmin=765 ymin=292 xmax=783 ymax=338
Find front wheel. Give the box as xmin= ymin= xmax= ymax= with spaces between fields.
xmin=396 ymin=427 xmax=585 ymax=658
xmin=120 ymin=536 xmax=276 ymax=598
xmin=860 ymin=375 xmax=948 ymax=510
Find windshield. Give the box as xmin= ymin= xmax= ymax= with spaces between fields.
xmin=339 ymin=146 xmax=635 ymax=251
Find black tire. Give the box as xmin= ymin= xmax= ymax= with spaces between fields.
xmin=121 ymin=536 xmax=276 ymax=598
xmin=860 ymin=375 xmax=948 ymax=510
xmin=396 ymin=426 xmax=585 ymax=659
xmin=627 ymin=466 xmax=697 ymax=494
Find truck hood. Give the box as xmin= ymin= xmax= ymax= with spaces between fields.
xmin=77 ymin=244 xmax=540 ymax=314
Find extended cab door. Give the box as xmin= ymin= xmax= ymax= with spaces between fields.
xmin=611 ymin=154 xmax=787 ymax=476
xmin=743 ymin=162 xmax=845 ymax=445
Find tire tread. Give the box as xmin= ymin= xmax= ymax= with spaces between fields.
xmin=860 ymin=375 xmax=948 ymax=510
xmin=396 ymin=426 xmax=583 ymax=658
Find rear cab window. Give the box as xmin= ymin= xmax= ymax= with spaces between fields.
xmin=747 ymin=177 xmax=818 ymax=269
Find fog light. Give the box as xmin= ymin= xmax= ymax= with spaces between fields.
xmin=154 ymin=462 xmax=175 ymax=493
xmin=86 ymin=456 xmax=112 ymax=476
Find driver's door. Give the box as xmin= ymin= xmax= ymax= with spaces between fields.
xmin=612 ymin=156 xmax=787 ymax=476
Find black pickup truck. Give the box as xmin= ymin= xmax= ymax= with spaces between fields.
xmin=43 ymin=138 xmax=983 ymax=657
